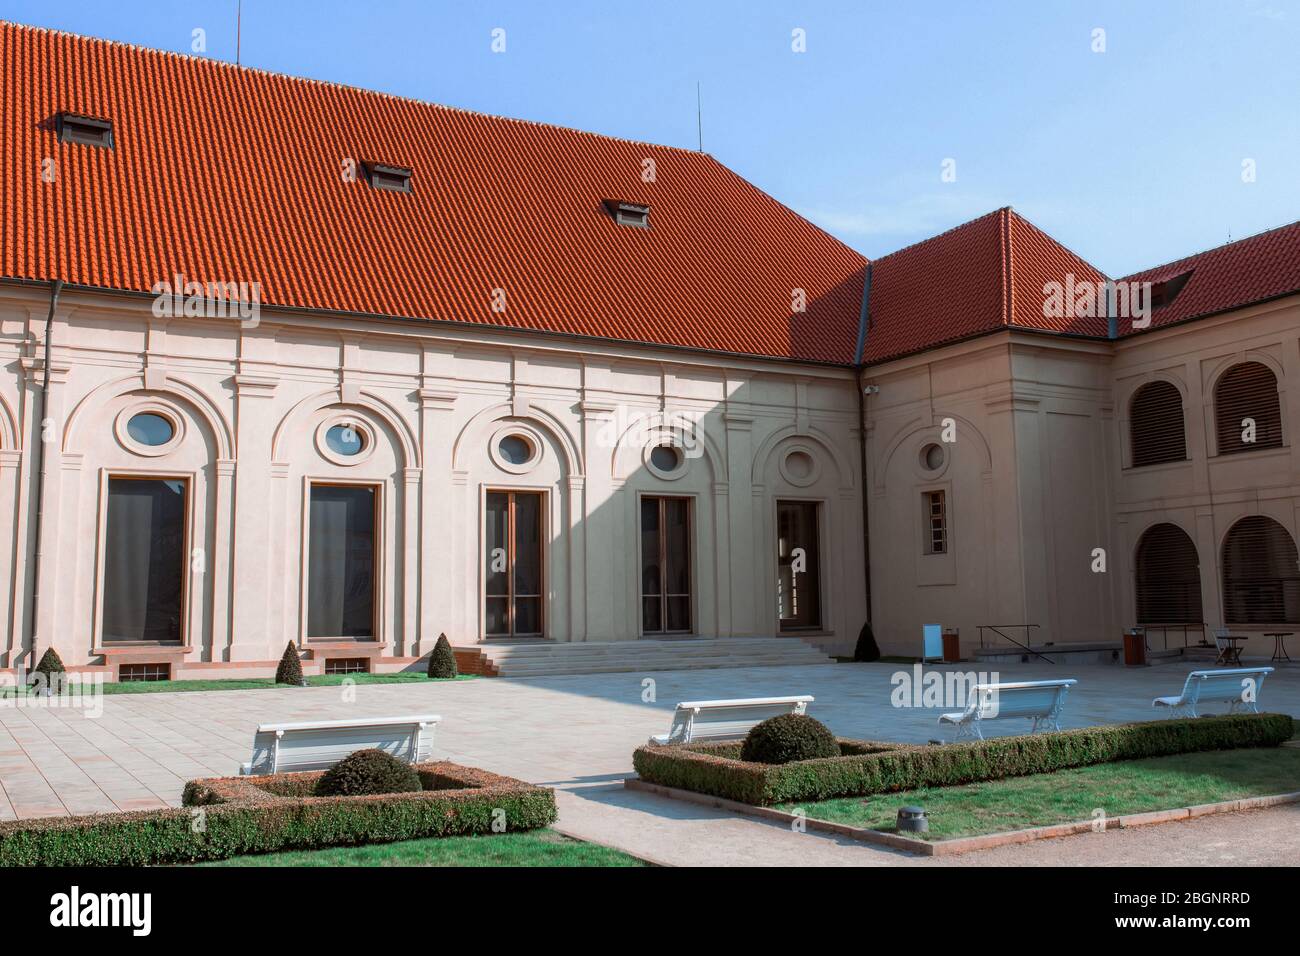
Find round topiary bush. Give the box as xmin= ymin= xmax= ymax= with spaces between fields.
xmin=740 ymin=713 xmax=840 ymax=765
xmin=315 ymin=748 xmax=422 ymax=797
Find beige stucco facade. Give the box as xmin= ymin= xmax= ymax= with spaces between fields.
xmin=2 ymin=277 xmax=1299 ymax=676
xmin=0 ymin=284 xmax=867 ymax=675
xmin=865 ymin=294 xmax=1300 ymax=660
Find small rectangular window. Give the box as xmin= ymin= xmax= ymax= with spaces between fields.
xmin=923 ymin=491 xmax=947 ymax=555
xmin=58 ymin=112 xmax=113 ymax=148
xmin=605 ymin=200 xmax=650 ymax=228
xmin=364 ymin=162 xmax=413 ymax=193
xmin=323 ymin=657 xmax=369 ymax=675
xmin=118 ymin=662 xmax=171 ymax=682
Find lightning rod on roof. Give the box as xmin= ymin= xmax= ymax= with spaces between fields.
xmin=696 ymin=82 xmax=703 ymax=152
xmin=236 ymin=0 xmax=242 ymax=65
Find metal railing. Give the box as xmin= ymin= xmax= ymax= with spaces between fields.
xmin=976 ymin=624 xmax=1051 ymax=663
xmin=1133 ymin=623 xmax=1207 ymax=651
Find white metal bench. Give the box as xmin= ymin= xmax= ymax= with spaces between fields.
xmin=938 ymin=679 xmax=1077 ymax=741
xmin=649 ymin=696 xmax=814 ymax=745
xmin=1153 ymin=668 xmax=1273 ymax=718
xmin=239 ymin=714 xmax=441 ymax=776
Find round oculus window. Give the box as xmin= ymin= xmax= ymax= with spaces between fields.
xmin=921 ymin=442 xmax=946 ymax=471
xmin=498 ymin=434 xmax=534 ymax=466
xmin=650 ymin=444 xmax=682 ymax=473
xmin=784 ymin=450 xmax=814 ymax=480
xmin=325 ymin=423 xmax=366 ymax=457
xmin=126 ymin=412 xmax=174 ymax=447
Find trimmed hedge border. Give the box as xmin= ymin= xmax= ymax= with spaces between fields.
xmin=0 ymin=762 xmax=555 ymax=867
xmin=631 ymin=713 xmax=1295 ymax=806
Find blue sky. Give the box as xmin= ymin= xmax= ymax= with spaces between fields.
xmin=9 ymin=0 xmax=1300 ymax=274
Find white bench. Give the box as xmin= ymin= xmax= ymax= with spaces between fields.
xmin=1153 ymin=668 xmax=1273 ymax=718
xmin=649 ymin=696 xmax=815 ymax=745
xmin=938 ymin=679 xmax=1078 ymax=741
xmin=239 ymin=714 xmax=441 ymax=776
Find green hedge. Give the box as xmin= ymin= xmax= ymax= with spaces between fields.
xmin=632 ymin=713 xmax=1295 ymax=805
xmin=0 ymin=763 xmax=556 ymax=866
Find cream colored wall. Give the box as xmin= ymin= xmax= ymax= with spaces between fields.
xmin=864 ymin=334 xmax=1118 ymax=658
xmin=1112 ymin=296 xmax=1300 ymax=659
xmin=0 ymin=286 xmax=867 ymax=668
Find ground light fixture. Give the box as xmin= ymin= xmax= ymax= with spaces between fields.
xmin=897 ymin=806 xmax=929 ymax=833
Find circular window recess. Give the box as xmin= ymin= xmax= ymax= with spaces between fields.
xmin=315 ymin=417 xmax=376 ymax=466
xmin=778 ymin=445 xmax=822 ymax=487
xmin=489 ymin=424 xmax=545 ymax=474
xmin=127 ymin=412 xmax=174 ymax=446
xmin=645 ymin=442 xmax=687 ymax=480
xmin=325 ymin=423 xmax=367 ymax=457
xmin=498 ymin=434 xmax=534 ymax=466
xmin=919 ymin=442 xmax=947 ymax=474
xmin=115 ymin=404 xmax=184 ymax=457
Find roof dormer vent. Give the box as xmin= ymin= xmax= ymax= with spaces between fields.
xmin=605 ymin=200 xmax=650 ymax=229
xmin=364 ymin=162 xmax=413 ymax=194
xmin=57 ymin=112 xmax=113 ymax=148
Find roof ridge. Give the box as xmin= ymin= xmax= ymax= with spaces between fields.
xmin=1005 ymin=207 xmax=1110 ymax=282
xmin=1120 ymin=214 xmax=1300 ymax=279
xmin=0 ymin=18 xmax=705 ymax=158
xmin=872 ymin=206 xmax=1011 ymax=262
xmin=1000 ymin=207 xmax=1013 ymax=326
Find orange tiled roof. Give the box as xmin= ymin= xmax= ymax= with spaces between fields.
xmin=862 ymin=208 xmax=1108 ymax=363
xmin=0 ymin=21 xmax=867 ymax=364
xmin=1118 ymin=219 xmax=1300 ymax=335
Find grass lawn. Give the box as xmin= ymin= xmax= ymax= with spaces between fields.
xmin=778 ymin=746 xmax=1300 ymax=840
xmin=1 ymin=672 xmax=476 ymax=697
xmin=199 ymin=828 xmax=647 ymax=867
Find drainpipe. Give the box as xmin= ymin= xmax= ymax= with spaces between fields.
xmin=853 ymin=264 xmax=879 ymax=659
xmin=28 ymin=278 xmax=63 ymax=670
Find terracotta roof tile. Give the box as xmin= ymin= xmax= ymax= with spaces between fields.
xmin=1 ymin=21 xmax=866 ymax=364
xmin=862 ymin=208 xmax=1108 ymax=363
xmin=1118 ymin=219 xmax=1300 ymax=335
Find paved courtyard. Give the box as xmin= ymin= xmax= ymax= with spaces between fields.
xmin=1 ymin=660 xmax=1296 ymax=865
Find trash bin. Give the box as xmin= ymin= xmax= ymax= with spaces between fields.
xmin=942 ymin=628 xmax=961 ymax=663
xmin=1122 ymin=629 xmax=1146 ymax=666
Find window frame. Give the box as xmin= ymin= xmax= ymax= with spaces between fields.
xmin=639 ymin=493 xmax=695 ymax=635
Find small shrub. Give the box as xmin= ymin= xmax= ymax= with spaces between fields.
xmin=30 ymin=648 xmax=65 ymax=685
xmin=740 ymin=714 xmax=840 ymax=764
xmin=428 ymin=633 xmax=458 ymax=679
xmin=274 ymin=642 xmax=303 ymax=685
xmin=315 ymin=749 xmax=422 ymax=797
xmin=853 ymin=621 xmax=880 ymax=662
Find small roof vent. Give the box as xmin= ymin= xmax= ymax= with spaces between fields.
xmin=57 ymin=112 xmax=113 ymax=148
xmin=364 ymin=162 xmax=413 ymax=194
xmin=605 ymin=199 xmax=650 ymax=229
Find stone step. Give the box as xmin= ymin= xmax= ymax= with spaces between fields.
xmin=480 ymin=638 xmax=837 ymax=677
xmin=494 ymin=656 xmax=837 ymax=677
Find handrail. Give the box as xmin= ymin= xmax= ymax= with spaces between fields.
xmin=976 ymin=624 xmax=1051 ymax=663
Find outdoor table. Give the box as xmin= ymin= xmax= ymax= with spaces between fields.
xmin=1266 ymin=632 xmax=1293 ymax=664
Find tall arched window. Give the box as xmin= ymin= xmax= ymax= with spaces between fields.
xmin=1215 ymin=361 xmax=1282 ymax=455
xmin=1129 ymin=381 xmax=1186 ymax=467
xmin=1134 ymin=523 xmax=1202 ymax=624
xmin=1222 ymin=516 xmax=1300 ymax=625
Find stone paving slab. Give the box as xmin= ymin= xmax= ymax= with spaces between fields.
xmin=0 ymin=660 xmax=1295 ymax=865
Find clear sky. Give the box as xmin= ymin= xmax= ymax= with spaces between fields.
xmin=8 ymin=0 xmax=1300 ymax=275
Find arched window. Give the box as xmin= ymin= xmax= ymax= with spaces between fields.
xmin=1215 ymin=361 xmax=1282 ymax=455
xmin=1134 ymin=524 xmax=1202 ymax=624
xmin=1129 ymin=381 xmax=1186 ymax=467
xmin=1222 ymin=516 xmax=1300 ymax=625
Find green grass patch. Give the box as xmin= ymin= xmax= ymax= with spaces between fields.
xmin=0 ymin=672 xmax=475 ymax=698
xmin=779 ymin=746 xmax=1300 ymax=840
xmin=199 ymin=828 xmax=646 ymax=867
